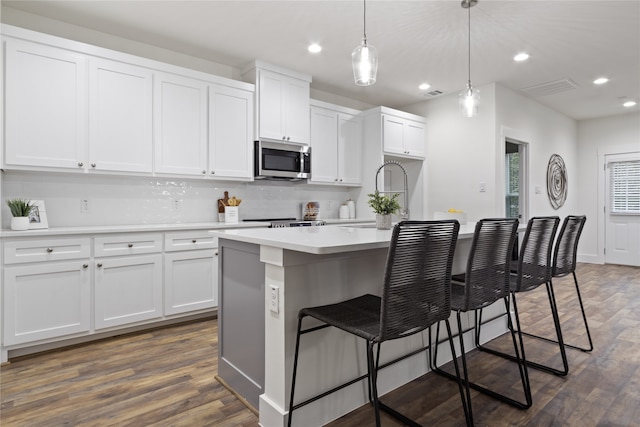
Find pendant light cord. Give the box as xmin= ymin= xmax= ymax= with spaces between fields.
xmin=467 ymin=2 xmax=471 ymax=87
xmin=363 ymin=0 xmax=367 ymax=44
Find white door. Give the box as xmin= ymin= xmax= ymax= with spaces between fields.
xmin=164 ymin=249 xmax=218 ymax=315
xmin=209 ymin=84 xmax=254 ymax=179
xmin=154 ymin=73 xmax=208 ymax=176
xmin=310 ymin=106 xmax=339 ymax=183
xmin=382 ymin=115 xmax=405 ymax=155
xmin=338 ymin=113 xmax=362 ymax=185
xmin=257 ymin=70 xmax=285 ymax=141
xmin=89 ymin=58 xmax=153 ymax=173
xmin=403 ymin=121 xmax=425 ymax=158
xmin=4 ymin=39 xmax=88 ymax=170
xmin=605 ymin=153 xmax=640 ymax=266
xmin=284 ymin=76 xmax=311 ymax=144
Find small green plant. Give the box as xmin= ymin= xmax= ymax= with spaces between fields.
xmin=6 ymin=199 xmax=34 ymax=217
xmin=367 ymin=191 xmax=401 ymax=215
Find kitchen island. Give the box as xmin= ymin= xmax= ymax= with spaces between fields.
xmin=212 ymin=223 xmax=508 ymax=427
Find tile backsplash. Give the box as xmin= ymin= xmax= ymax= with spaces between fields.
xmin=1 ymin=172 xmax=358 ymax=228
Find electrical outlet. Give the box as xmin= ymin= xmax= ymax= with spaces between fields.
xmin=479 ymin=182 xmax=486 ymax=192
xmin=172 ymin=199 xmax=182 ymax=211
xmin=269 ymin=285 xmax=279 ymax=313
xmin=81 ymin=199 xmax=90 ymax=213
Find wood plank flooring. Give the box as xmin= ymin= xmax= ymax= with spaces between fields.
xmin=1 ymin=263 xmax=639 ymax=426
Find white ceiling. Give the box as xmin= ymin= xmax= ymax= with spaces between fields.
xmin=4 ymin=0 xmax=640 ymax=120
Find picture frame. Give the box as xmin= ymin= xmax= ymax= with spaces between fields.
xmin=28 ymin=200 xmax=48 ymax=229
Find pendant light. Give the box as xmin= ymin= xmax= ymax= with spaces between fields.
xmin=352 ymin=0 xmax=378 ymax=86
xmin=460 ymin=0 xmax=479 ymax=117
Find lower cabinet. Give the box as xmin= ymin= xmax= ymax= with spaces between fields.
xmin=164 ymin=249 xmax=218 ymax=315
xmin=3 ymin=260 xmax=91 ymax=345
xmin=94 ymin=253 xmax=163 ymax=329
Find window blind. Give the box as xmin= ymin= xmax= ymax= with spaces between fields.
xmin=610 ymin=160 xmax=640 ymax=213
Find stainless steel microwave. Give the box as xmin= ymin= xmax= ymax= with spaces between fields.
xmin=254 ymin=140 xmax=311 ymax=181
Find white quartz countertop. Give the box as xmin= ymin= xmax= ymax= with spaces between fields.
xmin=212 ymin=222 xmax=480 ymax=255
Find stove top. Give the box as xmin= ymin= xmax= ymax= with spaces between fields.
xmin=242 ymin=218 xmax=326 ymax=228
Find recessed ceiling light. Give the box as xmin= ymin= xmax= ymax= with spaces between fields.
xmin=623 ymin=100 xmax=637 ymax=108
xmin=593 ymin=77 xmax=609 ymax=85
xmin=513 ymin=52 xmax=529 ymax=62
xmin=418 ymin=83 xmax=431 ymax=91
xmin=307 ymin=43 xmax=322 ymax=53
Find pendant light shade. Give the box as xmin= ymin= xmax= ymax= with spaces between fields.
xmin=352 ymin=0 xmax=377 ymax=86
xmin=460 ymin=0 xmax=478 ymax=117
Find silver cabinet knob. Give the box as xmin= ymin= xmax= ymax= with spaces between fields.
xmin=82 ymin=263 xmax=88 ymax=269
xmin=202 ymin=170 xmax=206 ymax=174
xmin=91 ymin=163 xmax=96 ymax=168
xmin=214 ymin=251 xmax=219 ymax=256
xmin=286 ymin=136 xmax=290 ymax=141
xmin=210 ymin=171 xmax=215 ymax=174
xmin=78 ymin=162 xmax=84 ymax=167
xmin=97 ymin=262 xmax=103 ymax=268
xmin=282 ymin=136 xmax=286 ymax=140
xmin=339 ymin=178 xmax=343 ymax=182
xmin=127 ymin=243 xmax=133 ymax=248
xmin=334 ymin=178 xmax=338 ymax=182
xmin=46 ymin=248 xmax=53 ymax=253
xmin=192 ymin=239 xmax=197 ymax=243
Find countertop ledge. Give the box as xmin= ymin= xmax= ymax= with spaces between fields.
xmin=0 ymin=218 xmax=374 ymax=238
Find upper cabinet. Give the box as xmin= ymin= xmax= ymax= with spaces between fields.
xmin=365 ymin=107 xmax=426 ymax=159
xmin=89 ymin=58 xmax=153 ymax=173
xmin=2 ymin=25 xmax=255 ymax=181
xmin=4 ymin=39 xmax=88 ymax=170
xmin=309 ymin=101 xmax=362 ymax=186
xmin=154 ymin=73 xmax=209 ymax=176
xmin=243 ymin=61 xmax=311 ymax=145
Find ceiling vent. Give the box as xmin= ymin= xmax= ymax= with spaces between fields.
xmin=423 ymin=89 xmax=444 ymax=98
xmin=519 ymin=78 xmax=580 ymax=97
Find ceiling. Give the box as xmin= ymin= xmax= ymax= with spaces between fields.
xmin=3 ymin=0 xmax=639 ymax=120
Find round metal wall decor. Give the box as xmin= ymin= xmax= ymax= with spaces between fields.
xmin=547 ymin=154 xmax=567 ymax=210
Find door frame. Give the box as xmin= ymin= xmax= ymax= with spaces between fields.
xmin=598 ymin=144 xmax=640 ymax=264
xmin=498 ymin=126 xmax=530 ymax=223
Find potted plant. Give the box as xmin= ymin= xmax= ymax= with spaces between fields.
xmin=367 ymin=191 xmax=400 ymax=229
xmin=6 ymin=198 xmax=34 ymax=231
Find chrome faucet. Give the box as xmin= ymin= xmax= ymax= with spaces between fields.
xmin=375 ymin=160 xmax=409 ymax=220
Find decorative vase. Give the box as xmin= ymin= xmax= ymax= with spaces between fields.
xmin=376 ymin=214 xmax=392 ymax=230
xmin=11 ymin=216 xmax=30 ymax=231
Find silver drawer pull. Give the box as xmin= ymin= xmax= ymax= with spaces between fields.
xmin=215 ymin=251 xmax=219 ymax=256
xmin=97 ymin=263 xmax=103 ymax=268
xmin=46 ymin=248 xmax=54 ymax=253
xmin=192 ymin=239 xmax=197 ymax=243
xmin=127 ymin=243 xmax=133 ymax=248
xmin=91 ymin=163 xmax=96 ymax=168
xmin=78 ymin=162 xmax=84 ymax=167
xmin=82 ymin=263 xmax=88 ymax=269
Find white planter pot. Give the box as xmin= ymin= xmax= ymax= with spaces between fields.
xmin=376 ymin=214 xmax=392 ymax=230
xmin=11 ymin=216 xmax=30 ymax=231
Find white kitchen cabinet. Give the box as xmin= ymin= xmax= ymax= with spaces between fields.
xmin=382 ymin=113 xmax=426 ymax=158
xmin=243 ymin=62 xmax=311 ymax=145
xmin=164 ymin=232 xmax=218 ymax=315
xmin=89 ymin=58 xmax=153 ymax=173
xmin=4 ymin=39 xmax=88 ymax=171
xmin=94 ymin=234 xmax=163 ymax=329
xmin=2 ymin=237 xmax=92 ymax=346
xmin=154 ymin=73 xmax=209 ymax=176
xmin=209 ymin=84 xmax=254 ymax=179
xmin=310 ymin=101 xmax=362 ymax=185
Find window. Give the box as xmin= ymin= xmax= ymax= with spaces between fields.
xmin=610 ymin=160 xmax=640 ymax=214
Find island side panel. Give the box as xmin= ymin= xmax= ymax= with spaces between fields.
xmin=259 ymin=246 xmax=436 ymax=427
xmin=217 ymin=238 xmax=265 ymax=410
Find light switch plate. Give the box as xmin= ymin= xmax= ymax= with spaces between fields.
xmin=269 ymin=285 xmax=279 ymax=313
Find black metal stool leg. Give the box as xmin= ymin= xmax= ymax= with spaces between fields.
xmin=288 ymin=316 xmax=305 ymax=427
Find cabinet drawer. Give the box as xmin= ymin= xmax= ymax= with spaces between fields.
xmin=164 ymin=232 xmax=218 ymax=252
xmin=4 ymin=237 xmax=91 ymax=265
xmin=94 ymin=233 xmax=162 ymax=257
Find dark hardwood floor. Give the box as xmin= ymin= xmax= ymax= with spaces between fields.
xmin=1 ymin=263 xmax=638 ymax=426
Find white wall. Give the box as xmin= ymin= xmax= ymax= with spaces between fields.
xmin=576 ymin=112 xmax=640 ymax=262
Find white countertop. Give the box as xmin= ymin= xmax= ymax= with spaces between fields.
xmin=0 ymin=218 xmax=372 ymax=238
xmin=212 ymin=222 xmax=480 ymax=255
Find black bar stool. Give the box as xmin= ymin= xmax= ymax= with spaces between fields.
xmin=431 ymin=218 xmax=530 ymax=424
xmin=288 ymin=220 xmax=470 ymax=427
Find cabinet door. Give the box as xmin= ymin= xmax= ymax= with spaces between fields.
xmin=4 ymin=40 xmax=87 ymax=170
xmin=209 ymin=84 xmax=254 ymax=179
xmin=94 ymin=254 xmax=162 ymax=329
xmin=3 ymin=261 xmax=90 ymax=345
xmin=154 ymin=73 xmax=208 ymax=176
xmin=309 ymin=107 xmax=339 ymax=183
xmin=257 ymin=70 xmax=285 ymax=141
xmin=404 ymin=120 xmax=425 ymax=158
xmin=382 ymin=115 xmax=406 ymax=156
xmin=338 ymin=113 xmax=362 ymax=185
xmin=164 ymin=249 xmax=218 ymax=315
xmin=284 ymin=77 xmax=311 ymax=145
xmin=89 ymin=59 xmax=153 ymax=173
